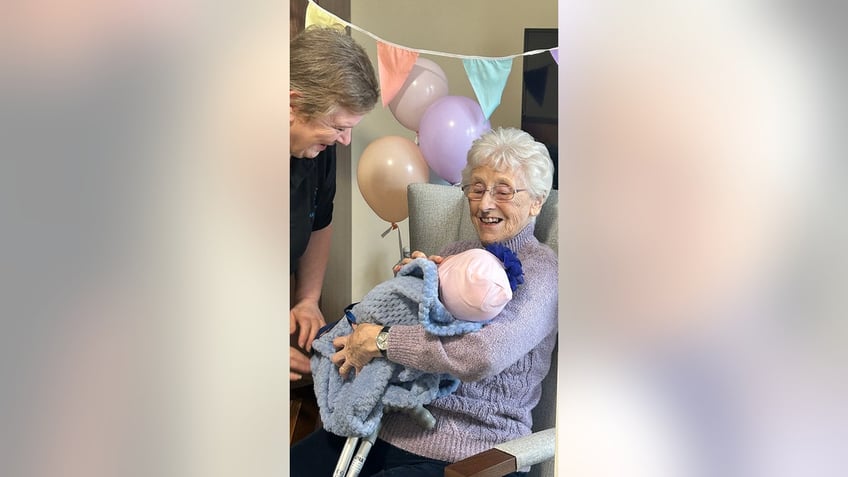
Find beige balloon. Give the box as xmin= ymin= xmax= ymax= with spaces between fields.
xmin=357 ymin=136 xmax=429 ymax=223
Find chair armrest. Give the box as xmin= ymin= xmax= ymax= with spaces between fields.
xmin=444 ymin=428 xmax=555 ymax=477
xmin=444 ymin=448 xmax=516 ymax=477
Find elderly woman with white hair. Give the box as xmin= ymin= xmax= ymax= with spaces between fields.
xmin=290 ymin=127 xmax=558 ymax=477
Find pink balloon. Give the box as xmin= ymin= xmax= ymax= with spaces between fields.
xmin=418 ymin=96 xmax=491 ymax=184
xmin=388 ymin=58 xmax=449 ymax=132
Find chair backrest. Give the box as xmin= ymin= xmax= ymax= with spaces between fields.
xmin=407 ymin=183 xmax=558 ymax=477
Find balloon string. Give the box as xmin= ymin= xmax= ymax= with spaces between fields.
xmin=396 ymin=225 xmax=404 ymax=263
xmin=380 ymin=223 xmax=395 ymax=238
xmin=379 ymin=223 xmax=405 ymax=263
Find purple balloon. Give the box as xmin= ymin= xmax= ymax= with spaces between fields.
xmin=417 ymin=96 xmax=491 ymax=184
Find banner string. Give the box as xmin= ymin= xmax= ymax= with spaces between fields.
xmin=306 ymin=0 xmax=557 ymax=60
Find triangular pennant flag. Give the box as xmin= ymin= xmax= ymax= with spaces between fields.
xmin=305 ymin=1 xmax=346 ymax=29
xmin=462 ymin=58 xmax=513 ymax=119
xmin=550 ymin=48 xmax=560 ymax=65
xmin=377 ymin=42 xmax=419 ymax=106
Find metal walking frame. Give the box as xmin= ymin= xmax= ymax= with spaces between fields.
xmin=332 ymin=423 xmax=381 ymax=477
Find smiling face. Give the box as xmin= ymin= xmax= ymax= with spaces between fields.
xmin=289 ymin=98 xmax=363 ymax=158
xmin=467 ymin=165 xmax=543 ymax=244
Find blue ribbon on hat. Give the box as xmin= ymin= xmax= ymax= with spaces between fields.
xmin=484 ymin=244 xmax=524 ymax=292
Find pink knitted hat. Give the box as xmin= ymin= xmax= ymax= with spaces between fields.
xmin=437 ymin=249 xmax=513 ymax=322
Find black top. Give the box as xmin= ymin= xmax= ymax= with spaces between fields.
xmin=290 ymin=146 xmax=336 ymax=275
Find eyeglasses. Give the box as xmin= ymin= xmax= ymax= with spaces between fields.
xmin=461 ymin=182 xmax=527 ymax=202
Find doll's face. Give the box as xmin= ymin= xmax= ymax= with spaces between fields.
xmin=437 ymin=251 xmax=512 ymax=322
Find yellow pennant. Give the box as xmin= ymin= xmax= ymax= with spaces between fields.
xmin=305 ymin=1 xmax=346 ymax=30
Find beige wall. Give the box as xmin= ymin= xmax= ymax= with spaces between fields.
xmin=328 ymin=0 xmax=557 ymax=310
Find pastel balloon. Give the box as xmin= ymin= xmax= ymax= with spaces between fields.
xmin=357 ymin=136 xmax=429 ymax=223
xmin=388 ymin=58 xmax=449 ymax=132
xmin=417 ymin=96 xmax=491 ymax=184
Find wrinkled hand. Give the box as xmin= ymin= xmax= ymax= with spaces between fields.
xmin=290 ymin=346 xmax=311 ymax=381
xmin=392 ymin=250 xmax=444 ymax=275
xmin=290 ymin=301 xmax=325 ymax=352
xmin=331 ymin=323 xmax=383 ymax=378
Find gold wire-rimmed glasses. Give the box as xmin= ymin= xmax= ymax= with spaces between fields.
xmin=461 ymin=182 xmax=527 ymax=202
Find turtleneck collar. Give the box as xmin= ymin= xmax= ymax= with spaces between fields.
xmin=479 ymin=220 xmax=537 ymax=252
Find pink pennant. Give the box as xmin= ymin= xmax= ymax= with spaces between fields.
xmin=377 ymin=42 xmax=419 ymax=106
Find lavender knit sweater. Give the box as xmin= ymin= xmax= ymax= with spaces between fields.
xmin=379 ymin=222 xmax=558 ymax=463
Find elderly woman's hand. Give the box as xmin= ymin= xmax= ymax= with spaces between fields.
xmin=392 ymin=250 xmax=443 ymax=275
xmin=331 ymin=323 xmax=383 ymax=377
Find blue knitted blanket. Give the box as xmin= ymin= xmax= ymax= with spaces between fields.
xmin=311 ymin=258 xmax=486 ymax=438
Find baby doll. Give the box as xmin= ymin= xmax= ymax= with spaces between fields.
xmin=311 ymin=245 xmax=523 ymax=438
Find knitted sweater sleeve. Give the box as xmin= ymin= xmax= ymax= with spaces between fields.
xmin=386 ymin=242 xmax=558 ymax=382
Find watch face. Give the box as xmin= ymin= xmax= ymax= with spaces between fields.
xmin=377 ymin=332 xmax=389 ymax=350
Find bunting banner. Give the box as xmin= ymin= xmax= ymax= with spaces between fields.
xmin=303 ymin=0 xmax=558 ymax=117
xmin=462 ymin=58 xmax=513 ymax=119
xmin=305 ymin=1 xmax=345 ymax=29
xmin=304 ymin=0 xmax=556 ymax=61
xmin=377 ymin=42 xmax=420 ymax=106
xmin=550 ymin=47 xmax=560 ymax=64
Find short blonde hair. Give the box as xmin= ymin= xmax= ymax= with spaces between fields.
xmin=463 ymin=128 xmax=555 ymax=203
xmin=290 ymin=27 xmax=379 ymax=119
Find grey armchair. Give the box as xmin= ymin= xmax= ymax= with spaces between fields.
xmin=407 ymin=183 xmax=558 ymax=477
